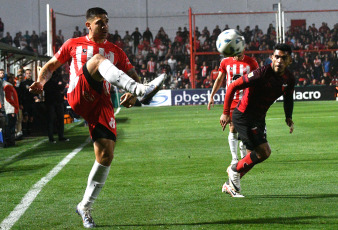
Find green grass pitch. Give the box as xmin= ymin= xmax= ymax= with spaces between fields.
xmin=0 ymin=101 xmax=337 ymax=229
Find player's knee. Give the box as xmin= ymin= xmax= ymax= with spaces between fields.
xmin=98 ymin=149 xmax=114 ymax=166
xmin=229 ymin=124 xmax=236 ymax=133
xmin=261 ymin=145 xmax=271 ymax=160
xmin=255 ymin=143 xmax=271 ymax=161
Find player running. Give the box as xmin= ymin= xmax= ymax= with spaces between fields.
xmin=207 ymin=50 xmax=259 ymax=193
xmin=220 ymin=43 xmax=295 ymax=197
xmin=30 ymin=7 xmax=165 ymax=228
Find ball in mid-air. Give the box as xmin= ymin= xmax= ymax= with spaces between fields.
xmin=216 ymin=29 xmax=245 ymax=57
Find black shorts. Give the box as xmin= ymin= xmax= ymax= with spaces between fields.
xmin=92 ymin=123 xmax=117 ymax=143
xmin=232 ymin=108 xmax=267 ymax=150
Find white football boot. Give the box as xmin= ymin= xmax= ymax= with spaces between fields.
xmin=138 ymin=73 xmax=166 ymax=105
xmin=222 ymin=181 xmax=244 ymax=198
xmin=227 ymin=165 xmax=241 ymax=192
xmin=76 ymin=203 xmax=96 ymax=228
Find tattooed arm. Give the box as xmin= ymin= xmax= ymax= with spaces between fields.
xmin=29 ymin=57 xmax=63 ymax=94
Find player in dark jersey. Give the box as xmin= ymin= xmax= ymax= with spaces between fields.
xmin=220 ymin=43 xmax=295 ymax=197
xmin=30 ymin=7 xmax=165 ymax=228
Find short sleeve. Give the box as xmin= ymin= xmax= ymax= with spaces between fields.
xmin=54 ymin=39 xmax=72 ymax=64
xmin=115 ymin=48 xmax=134 ymax=73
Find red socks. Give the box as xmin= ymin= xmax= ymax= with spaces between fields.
xmin=234 ymin=151 xmax=261 ymax=178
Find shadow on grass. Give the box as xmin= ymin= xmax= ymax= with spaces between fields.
xmin=0 ymin=163 xmax=49 ymax=175
xmin=116 ymin=117 xmax=129 ymax=123
xmin=0 ymin=133 xmax=90 ymax=175
xmin=98 ymin=215 xmax=337 ymax=228
xmin=251 ymin=194 xmax=338 ymax=199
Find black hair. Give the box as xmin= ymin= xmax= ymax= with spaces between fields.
xmin=274 ymin=43 xmax=292 ymax=55
xmin=86 ymin=7 xmax=108 ymax=20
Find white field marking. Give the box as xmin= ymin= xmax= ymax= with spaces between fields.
xmin=2 ymin=120 xmax=84 ymax=164
xmin=114 ymin=107 xmax=121 ymax=116
xmin=0 ymin=137 xmax=91 ymax=230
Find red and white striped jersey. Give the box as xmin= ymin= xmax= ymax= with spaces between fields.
xmin=219 ymin=55 xmax=259 ymax=101
xmin=147 ymin=60 xmax=156 ymax=73
xmin=54 ymin=35 xmax=133 ymax=93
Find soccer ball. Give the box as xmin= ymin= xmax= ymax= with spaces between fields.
xmin=216 ymin=29 xmax=245 ymax=57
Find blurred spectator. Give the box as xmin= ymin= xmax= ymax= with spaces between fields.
xmin=3 ymin=74 xmax=19 ymax=147
xmin=15 ymin=73 xmax=24 ymax=138
xmin=195 ymin=27 xmax=201 ymax=39
xmin=0 ymin=69 xmax=5 ymax=115
xmin=200 ymin=61 xmax=209 ymax=80
xmin=202 ymin=26 xmax=210 ymax=40
xmin=112 ymin=30 xmax=121 ymax=43
xmin=210 ymin=65 xmax=219 ymax=83
xmin=147 ymin=57 xmax=156 ymax=80
xmin=322 ymin=55 xmax=332 ymax=75
xmin=43 ymin=68 xmax=69 ymax=143
xmin=203 ymin=75 xmax=212 ymax=88
xmin=123 ymin=31 xmax=133 ymax=47
xmin=23 ymin=30 xmax=31 ymax=45
xmin=31 ymin=30 xmax=39 ymax=51
xmin=143 ymin=27 xmax=153 ymax=44
xmin=73 ymin=26 xmax=81 ymax=38
xmin=213 ymin=25 xmax=222 ymax=37
xmin=321 ymin=72 xmax=331 ymax=85
xmin=313 ymin=55 xmax=323 ymax=84
xmin=40 ymin=31 xmax=47 ymax=54
xmin=139 ymin=63 xmax=148 ymax=83
xmin=160 ymin=60 xmax=171 ymax=76
xmin=131 ymin=27 xmax=142 ymax=54
xmin=2 ymin=32 xmax=13 ymax=46
xmin=0 ymin=18 xmax=4 ymax=38
xmin=267 ymin=23 xmax=275 ymax=35
xmin=13 ymin=32 xmax=21 ymax=48
xmin=182 ymin=27 xmax=189 ymax=42
xmin=114 ymin=37 xmax=124 ymax=49
xmin=167 ymin=55 xmax=177 ymax=75
xmin=19 ymin=69 xmax=37 ymax=136
xmin=57 ymin=30 xmax=65 ymax=43
xmin=82 ymin=28 xmax=87 ymax=36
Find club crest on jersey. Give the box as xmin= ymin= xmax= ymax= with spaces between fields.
xmin=82 ymin=49 xmax=87 ymax=54
xmin=82 ymin=91 xmax=95 ymax=102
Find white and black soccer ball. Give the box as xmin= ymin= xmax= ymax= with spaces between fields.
xmin=216 ymin=29 xmax=245 ymax=57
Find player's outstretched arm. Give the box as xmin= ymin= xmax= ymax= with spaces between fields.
xmin=29 ymin=57 xmax=62 ymax=94
xmin=207 ymin=72 xmax=225 ymax=110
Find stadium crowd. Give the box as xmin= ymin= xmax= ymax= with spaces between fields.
xmin=0 ymin=19 xmax=337 ymax=147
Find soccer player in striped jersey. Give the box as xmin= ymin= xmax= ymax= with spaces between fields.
xmin=220 ymin=43 xmax=295 ymax=197
xmin=207 ymin=50 xmax=259 ymax=193
xmin=30 ymin=7 xmax=165 ymax=228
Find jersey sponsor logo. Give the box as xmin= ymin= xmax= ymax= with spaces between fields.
xmin=282 ymin=84 xmax=288 ymax=92
xmin=251 ymin=127 xmax=258 ymax=135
